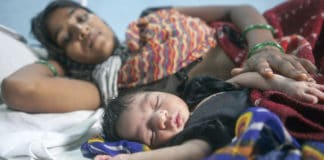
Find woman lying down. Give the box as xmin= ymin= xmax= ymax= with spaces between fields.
xmin=88 ymin=71 xmax=324 ymax=160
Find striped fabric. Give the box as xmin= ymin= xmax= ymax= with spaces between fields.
xmin=117 ymin=9 xmax=216 ymax=88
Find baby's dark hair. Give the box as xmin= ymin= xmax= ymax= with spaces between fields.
xmin=102 ymin=90 xmax=142 ymax=141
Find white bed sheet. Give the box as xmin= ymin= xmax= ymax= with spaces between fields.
xmin=0 ymin=104 xmax=103 ymax=160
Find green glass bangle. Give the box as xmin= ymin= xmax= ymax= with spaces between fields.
xmin=248 ymin=41 xmax=284 ymax=58
xmin=242 ymin=24 xmax=275 ymax=39
xmin=36 ymin=60 xmax=59 ymax=77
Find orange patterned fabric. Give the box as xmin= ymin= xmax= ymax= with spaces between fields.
xmin=117 ymin=9 xmax=216 ymax=88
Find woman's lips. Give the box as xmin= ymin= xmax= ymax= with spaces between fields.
xmin=88 ymin=31 xmax=99 ymax=48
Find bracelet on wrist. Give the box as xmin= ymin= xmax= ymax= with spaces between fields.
xmin=248 ymin=41 xmax=284 ymax=58
xmin=242 ymin=24 xmax=275 ymax=39
xmin=36 ymin=60 xmax=59 ymax=77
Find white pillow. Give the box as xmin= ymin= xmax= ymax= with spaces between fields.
xmin=0 ymin=30 xmax=38 ymax=103
xmin=0 ymin=31 xmax=38 ymax=82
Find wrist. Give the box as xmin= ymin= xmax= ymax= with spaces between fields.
xmin=253 ymin=44 xmax=281 ymax=54
xmin=242 ymin=24 xmax=275 ymax=39
xmin=248 ymin=41 xmax=284 ymax=58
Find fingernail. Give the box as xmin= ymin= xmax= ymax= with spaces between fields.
xmin=264 ymin=68 xmax=272 ymax=73
xmin=299 ymin=73 xmax=308 ymax=80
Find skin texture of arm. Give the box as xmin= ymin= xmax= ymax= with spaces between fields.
xmin=226 ymin=72 xmax=324 ymax=104
xmin=94 ymin=139 xmax=211 ymax=160
xmin=175 ymin=5 xmax=317 ymax=81
xmin=1 ymin=60 xmax=101 ymax=113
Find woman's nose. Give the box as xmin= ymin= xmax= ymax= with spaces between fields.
xmin=69 ymin=23 xmax=89 ymax=40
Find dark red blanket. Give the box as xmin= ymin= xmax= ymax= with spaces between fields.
xmin=211 ymin=0 xmax=324 ymax=141
xmin=252 ymin=0 xmax=324 ymax=141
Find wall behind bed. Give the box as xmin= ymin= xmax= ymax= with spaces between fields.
xmin=0 ymin=0 xmax=285 ymax=44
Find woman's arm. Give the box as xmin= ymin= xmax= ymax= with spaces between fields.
xmin=226 ymin=72 xmax=324 ymax=104
xmin=94 ymin=139 xmax=211 ymax=160
xmin=1 ymin=60 xmax=101 ymax=113
xmin=175 ymin=5 xmax=317 ymax=81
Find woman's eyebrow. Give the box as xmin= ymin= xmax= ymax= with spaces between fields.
xmin=53 ymin=7 xmax=78 ymax=42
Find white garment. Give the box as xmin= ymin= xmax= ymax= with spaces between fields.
xmin=0 ymin=104 xmax=103 ymax=160
xmin=92 ymin=55 xmax=122 ymax=106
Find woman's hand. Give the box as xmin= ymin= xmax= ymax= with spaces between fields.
xmin=231 ymin=49 xmax=318 ymax=81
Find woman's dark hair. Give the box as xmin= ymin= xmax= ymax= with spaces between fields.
xmin=102 ymin=91 xmax=140 ymax=141
xmin=31 ymin=0 xmax=91 ymax=56
xmin=31 ymin=0 xmax=98 ymax=80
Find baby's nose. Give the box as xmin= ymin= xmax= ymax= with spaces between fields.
xmin=156 ymin=110 xmax=168 ymax=130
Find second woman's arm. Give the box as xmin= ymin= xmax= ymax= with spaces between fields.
xmin=175 ymin=5 xmax=317 ymax=81
xmin=1 ymin=60 xmax=101 ymax=113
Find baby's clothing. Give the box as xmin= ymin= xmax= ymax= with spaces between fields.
xmin=163 ymin=76 xmax=252 ymax=150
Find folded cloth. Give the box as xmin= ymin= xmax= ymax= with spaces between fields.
xmin=92 ymin=55 xmax=122 ymax=106
xmin=250 ymin=90 xmax=324 ymax=141
xmin=81 ymin=134 xmax=149 ymax=158
xmin=204 ymin=107 xmax=324 ymax=160
xmin=0 ymin=104 xmax=103 ymax=160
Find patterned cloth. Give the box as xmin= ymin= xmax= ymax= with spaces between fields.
xmin=205 ymin=107 xmax=324 ymax=160
xmin=117 ymin=9 xmax=216 ymax=88
xmin=80 ymin=134 xmax=149 ymax=158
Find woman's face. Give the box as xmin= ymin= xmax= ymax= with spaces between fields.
xmin=46 ymin=7 xmax=115 ymax=64
xmin=116 ymin=92 xmax=190 ymax=149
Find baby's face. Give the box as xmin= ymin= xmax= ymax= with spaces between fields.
xmin=116 ymin=91 xmax=190 ymax=148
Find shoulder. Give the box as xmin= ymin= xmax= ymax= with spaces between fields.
xmin=139 ymin=6 xmax=172 ymax=18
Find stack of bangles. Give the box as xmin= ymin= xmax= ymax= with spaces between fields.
xmin=242 ymin=24 xmax=284 ymax=58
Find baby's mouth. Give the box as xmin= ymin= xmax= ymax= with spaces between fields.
xmin=175 ymin=113 xmax=182 ymax=128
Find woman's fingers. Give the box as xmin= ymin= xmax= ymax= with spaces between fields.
xmin=231 ymin=60 xmax=274 ymax=78
xmin=230 ymin=67 xmax=243 ymax=76
xmin=278 ymin=60 xmax=309 ymax=81
xmin=298 ymin=58 xmax=318 ymax=74
xmin=253 ymin=59 xmax=274 ymax=78
xmin=233 ymin=50 xmax=318 ymax=81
